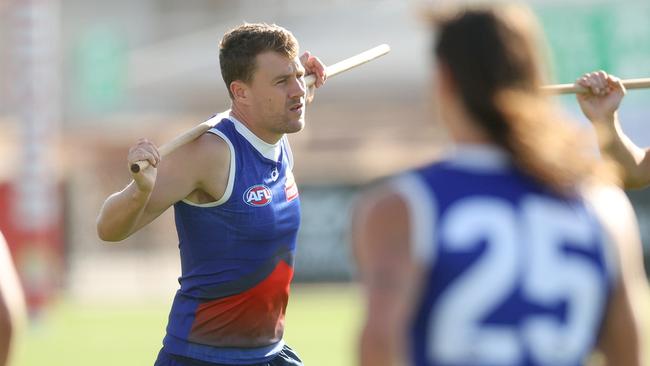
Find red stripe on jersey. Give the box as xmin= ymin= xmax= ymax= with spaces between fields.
xmin=188 ymin=260 xmax=294 ymax=347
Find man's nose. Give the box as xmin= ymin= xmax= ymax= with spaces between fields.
xmin=288 ymin=76 xmax=306 ymax=99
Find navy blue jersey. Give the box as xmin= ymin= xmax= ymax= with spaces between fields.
xmin=161 ymin=113 xmax=301 ymax=364
xmin=393 ymin=145 xmax=616 ymax=366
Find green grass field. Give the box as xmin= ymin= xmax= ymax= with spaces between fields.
xmin=11 ymin=284 xmax=362 ymax=366
xmin=11 ymin=283 xmax=650 ymax=366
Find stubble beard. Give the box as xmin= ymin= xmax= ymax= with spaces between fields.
xmin=270 ymin=110 xmax=304 ymax=136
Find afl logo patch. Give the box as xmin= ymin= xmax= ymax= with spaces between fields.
xmin=244 ymin=185 xmax=273 ymax=207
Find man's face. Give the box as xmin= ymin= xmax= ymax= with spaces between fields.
xmin=248 ymin=51 xmax=306 ymax=135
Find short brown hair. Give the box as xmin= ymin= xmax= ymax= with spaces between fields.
xmin=219 ymin=23 xmax=299 ymax=98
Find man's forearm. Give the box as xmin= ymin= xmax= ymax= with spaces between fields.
xmin=96 ymin=181 xmax=152 ymax=242
xmin=593 ymin=114 xmax=649 ymax=188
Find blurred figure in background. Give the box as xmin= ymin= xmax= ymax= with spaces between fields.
xmin=0 ymin=231 xmax=26 ymax=366
xmin=97 ymin=23 xmax=325 ymax=366
xmin=354 ymin=4 xmax=649 ymax=366
xmin=576 ymin=70 xmax=650 ymax=189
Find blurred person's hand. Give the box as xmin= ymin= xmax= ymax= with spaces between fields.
xmin=300 ymin=51 xmax=326 ymax=104
xmin=128 ymin=138 xmax=160 ymax=192
xmin=576 ymin=71 xmax=626 ymax=124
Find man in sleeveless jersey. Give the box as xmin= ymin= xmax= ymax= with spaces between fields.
xmin=354 ymin=5 xmax=649 ymax=366
xmin=97 ymin=23 xmax=326 ymax=365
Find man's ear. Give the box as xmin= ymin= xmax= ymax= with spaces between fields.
xmin=230 ymin=81 xmax=251 ymax=105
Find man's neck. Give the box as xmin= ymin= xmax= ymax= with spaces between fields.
xmin=230 ymin=104 xmax=283 ymax=145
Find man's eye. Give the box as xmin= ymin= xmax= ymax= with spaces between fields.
xmin=276 ymin=79 xmax=287 ymax=85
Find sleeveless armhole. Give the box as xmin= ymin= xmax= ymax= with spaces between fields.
xmin=390 ymin=173 xmax=439 ymax=267
xmin=180 ymin=128 xmax=236 ymax=207
xmin=601 ymin=228 xmax=620 ymax=287
xmin=581 ymin=186 xmax=621 ymax=286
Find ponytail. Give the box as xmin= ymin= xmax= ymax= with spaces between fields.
xmin=434 ymin=5 xmax=619 ymax=195
xmin=493 ymin=91 xmax=617 ymax=195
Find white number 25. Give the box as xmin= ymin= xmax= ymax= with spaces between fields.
xmin=430 ymin=196 xmax=606 ymax=365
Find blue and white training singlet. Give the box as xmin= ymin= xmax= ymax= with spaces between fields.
xmin=392 ymin=145 xmax=617 ymax=366
xmin=161 ymin=112 xmax=301 ymax=364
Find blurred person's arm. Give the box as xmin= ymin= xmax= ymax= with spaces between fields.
xmin=577 ymin=71 xmax=650 ymax=189
xmin=0 ymin=232 xmax=26 ymax=366
xmin=586 ymin=185 xmax=650 ymax=366
xmin=96 ymin=134 xmax=230 ymax=242
xmin=353 ymin=187 xmax=422 ymax=366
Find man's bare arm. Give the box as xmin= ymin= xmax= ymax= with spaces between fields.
xmin=586 ymin=185 xmax=650 ymax=365
xmin=0 ymin=232 xmax=26 ymax=366
xmin=602 ymin=122 xmax=650 ymax=189
xmin=577 ymin=71 xmax=650 ymax=189
xmin=96 ymin=133 xmax=230 ymax=242
xmin=354 ymin=188 xmax=421 ymax=366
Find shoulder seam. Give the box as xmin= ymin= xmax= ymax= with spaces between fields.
xmin=390 ymin=173 xmax=438 ymax=267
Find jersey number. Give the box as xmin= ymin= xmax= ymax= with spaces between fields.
xmin=430 ymin=196 xmax=605 ymax=365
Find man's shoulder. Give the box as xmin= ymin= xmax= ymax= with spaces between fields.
xmin=192 ymin=131 xmax=231 ymax=166
xmin=177 ymin=128 xmax=232 ymax=199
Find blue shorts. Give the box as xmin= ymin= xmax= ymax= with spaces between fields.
xmin=154 ymin=345 xmax=303 ymax=366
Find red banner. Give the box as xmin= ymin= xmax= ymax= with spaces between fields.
xmin=6 ymin=0 xmax=63 ymax=315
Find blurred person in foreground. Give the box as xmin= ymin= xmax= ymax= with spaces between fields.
xmin=354 ymin=4 xmax=650 ymax=366
xmin=0 ymin=231 xmax=26 ymax=366
xmin=96 ymin=23 xmax=326 ymax=366
xmin=576 ymin=70 xmax=650 ymax=190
